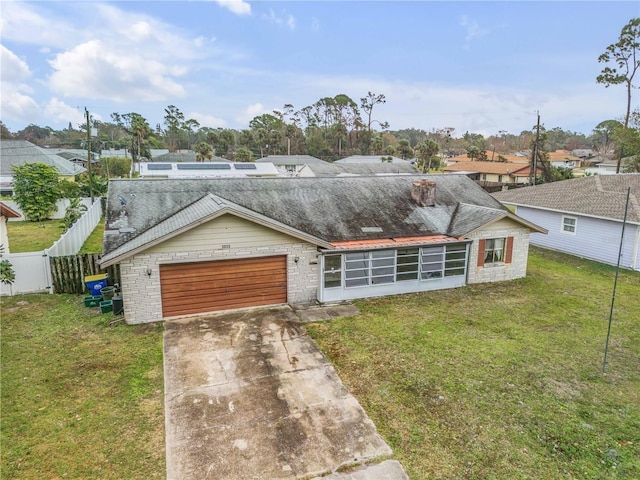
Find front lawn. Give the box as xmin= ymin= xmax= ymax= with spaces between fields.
xmin=6 ymin=220 xmax=63 ymax=252
xmin=0 ymin=294 xmax=165 ymax=479
xmin=307 ymin=248 xmax=640 ymax=479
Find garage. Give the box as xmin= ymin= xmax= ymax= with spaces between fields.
xmin=160 ymin=255 xmax=287 ymax=317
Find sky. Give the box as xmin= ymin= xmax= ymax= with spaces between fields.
xmin=1 ymin=1 xmax=638 ymax=138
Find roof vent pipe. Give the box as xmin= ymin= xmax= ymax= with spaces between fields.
xmin=411 ymin=180 xmax=436 ymax=207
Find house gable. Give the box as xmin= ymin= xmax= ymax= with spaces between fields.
xmin=145 ymin=213 xmax=303 ymax=254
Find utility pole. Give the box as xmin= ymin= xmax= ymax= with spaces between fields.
xmin=530 ymin=111 xmax=541 ymax=186
xmin=85 ymin=108 xmax=95 ymax=202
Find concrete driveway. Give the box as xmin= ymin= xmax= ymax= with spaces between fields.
xmin=163 ymin=305 xmax=408 ymax=479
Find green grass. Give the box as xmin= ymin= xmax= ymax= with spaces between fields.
xmin=6 ymin=220 xmax=64 ymax=252
xmin=78 ymin=219 xmax=105 ymax=254
xmin=1 ymin=294 xmax=165 ymax=479
xmin=307 ymin=248 xmax=640 ymax=480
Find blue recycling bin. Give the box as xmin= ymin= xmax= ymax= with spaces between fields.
xmin=85 ymin=274 xmax=108 ymax=295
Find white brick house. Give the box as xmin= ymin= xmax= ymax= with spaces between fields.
xmin=101 ymin=176 xmax=546 ymax=324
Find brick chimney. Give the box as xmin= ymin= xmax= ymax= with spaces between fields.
xmin=411 ymin=180 xmax=436 ymax=207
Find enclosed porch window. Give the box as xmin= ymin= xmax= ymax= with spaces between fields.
xmin=322 ymin=244 xmax=468 ymax=289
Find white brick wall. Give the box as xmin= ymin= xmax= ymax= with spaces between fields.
xmin=120 ymin=242 xmax=318 ymax=324
xmin=466 ymin=221 xmax=531 ymax=284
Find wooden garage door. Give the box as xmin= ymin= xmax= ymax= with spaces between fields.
xmin=160 ymin=256 xmax=287 ymax=317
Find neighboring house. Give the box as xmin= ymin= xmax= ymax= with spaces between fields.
xmin=444 ymin=161 xmax=539 ymax=184
xmin=547 ymin=150 xmax=582 ymax=169
xmin=0 ymin=140 xmax=86 ymax=194
xmin=335 ymin=155 xmax=410 ymax=164
xmin=0 ymin=202 xmax=20 ymax=253
xmin=445 ymin=154 xmax=529 ymax=166
xmin=152 ymin=152 xmax=231 ymax=163
xmin=139 ymin=162 xmax=279 ymax=178
xmin=297 ymin=162 xmax=418 ymax=177
xmin=46 ymin=149 xmax=99 ymax=168
xmin=101 ymin=148 xmax=170 ymax=159
xmin=492 ymin=175 xmax=640 ymax=271
xmin=100 ymin=175 xmax=545 ymax=324
xmin=256 ymin=155 xmax=327 ymax=175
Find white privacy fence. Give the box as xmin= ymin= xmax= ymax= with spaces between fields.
xmin=0 ymin=251 xmax=52 ymax=296
xmin=1 ymin=199 xmax=103 ymax=296
xmin=46 ymin=200 xmax=102 ymax=257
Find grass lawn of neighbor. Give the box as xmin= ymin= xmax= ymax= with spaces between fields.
xmin=6 ymin=220 xmax=64 ymax=252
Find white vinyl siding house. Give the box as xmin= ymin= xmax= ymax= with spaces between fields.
xmin=505 ymin=206 xmax=640 ymax=271
xmin=493 ymin=175 xmax=640 ymax=272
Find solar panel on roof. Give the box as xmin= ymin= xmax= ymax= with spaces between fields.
xmin=233 ymin=163 xmax=257 ymax=170
xmin=177 ymin=163 xmax=231 ymax=170
xmin=147 ymin=163 xmax=172 ymax=170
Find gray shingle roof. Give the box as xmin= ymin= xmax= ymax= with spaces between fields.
xmin=0 ymin=140 xmax=87 ymax=176
xmin=335 ymin=155 xmax=409 ymax=164
xmin=255 ymin=155 xmax=327 ymax=165
xmin=492 ymin=174 xmax=640 ymax=223
xmin=102 ymin=175 xmax=543 ymax=264
xmin=303 ymin=162 xmax=418 ymax=176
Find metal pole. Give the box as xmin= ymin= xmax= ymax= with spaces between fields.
xmin=85 ymin=108 xmax=95 ymax=202
xmin=531 ymin=111 xmax=540 ymax=185
xmin=602 ymin=186 xmax=631 ymax=373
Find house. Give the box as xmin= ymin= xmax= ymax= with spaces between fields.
xmin=547 ymin=150 xmax=582 ymax=169
xmin=100 ymin=175 xmax=546 ymax=324
xmin=335 ymin=155 xmax=410 ymax=164
xmin=445 ymin=153 xmax=529 ymax=166
xmin=0 ymin=140 xmax=86 ymax=194
xmin=492 ymin=175 xmax=640 ymax=271
xmin=443 ymin=161 xmax=539 ymax=185
xmin=152 ymin=151 xmax=230 ymax=163
xmin=138 ymin=162 xmax=279 ymax=178
xmin=297 ymin=162 xmax=418 ymax=177
xmin=256 ymin=155 xmax=327 ymax=175
xmin=101 ymin=148 xmax=169 ymax=159
xmin=0 ymin=202 xmax=20 ymax=253
xmin=45 ymin=149 xmax=99 ymax=168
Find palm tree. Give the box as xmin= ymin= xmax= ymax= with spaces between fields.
xmin=194 ymin=142 xmax=213 ymax=162
xmin=415 ymin=139 xmax=439 ymax=173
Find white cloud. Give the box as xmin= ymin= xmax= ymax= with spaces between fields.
xmin=263 ymin=8 xmax=296 ymax=31
xmin=44 ymin=98 xmax=87 ymax=127
xmin=48 ymin=40 xmax=187 ymax=102
xmin=188 ymin=112 xmax=227 ymax=129
xmin=460 ymin=15 xmax=490 ymax=45
xmin=0 ymin=45 xmax=39 ymax=124
xmin=215 ymin=0 xmax=251 ymax=16
xmin=235 ymin=103 xmax=269 ymax=123
xmin=0 ymin=2 xmax=81 ymax=49
xmin=0 ymin=86 xmax=39 ymax=124
xmin=1 ymin=45 xmax=31 ymax=82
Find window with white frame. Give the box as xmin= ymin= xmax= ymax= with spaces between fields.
xmin=344 ymin=250 xmax=395 ymax=287
xmin=323 ymin=254 xmax=342 ymax=288
xmin=396 ymin=248 xmax=419 ymax=281
xmin=324 ymin=244 xmax=468 ymax=290
xmin=445 ymin=244 xmax=467 ymax=276
xmin=421 ymin=246 xmax=444 ymax=279
xmin=484 ymin=238 xmax=506 ymax=264
xmin=562 ymin=216 xmax=577 ymax=234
